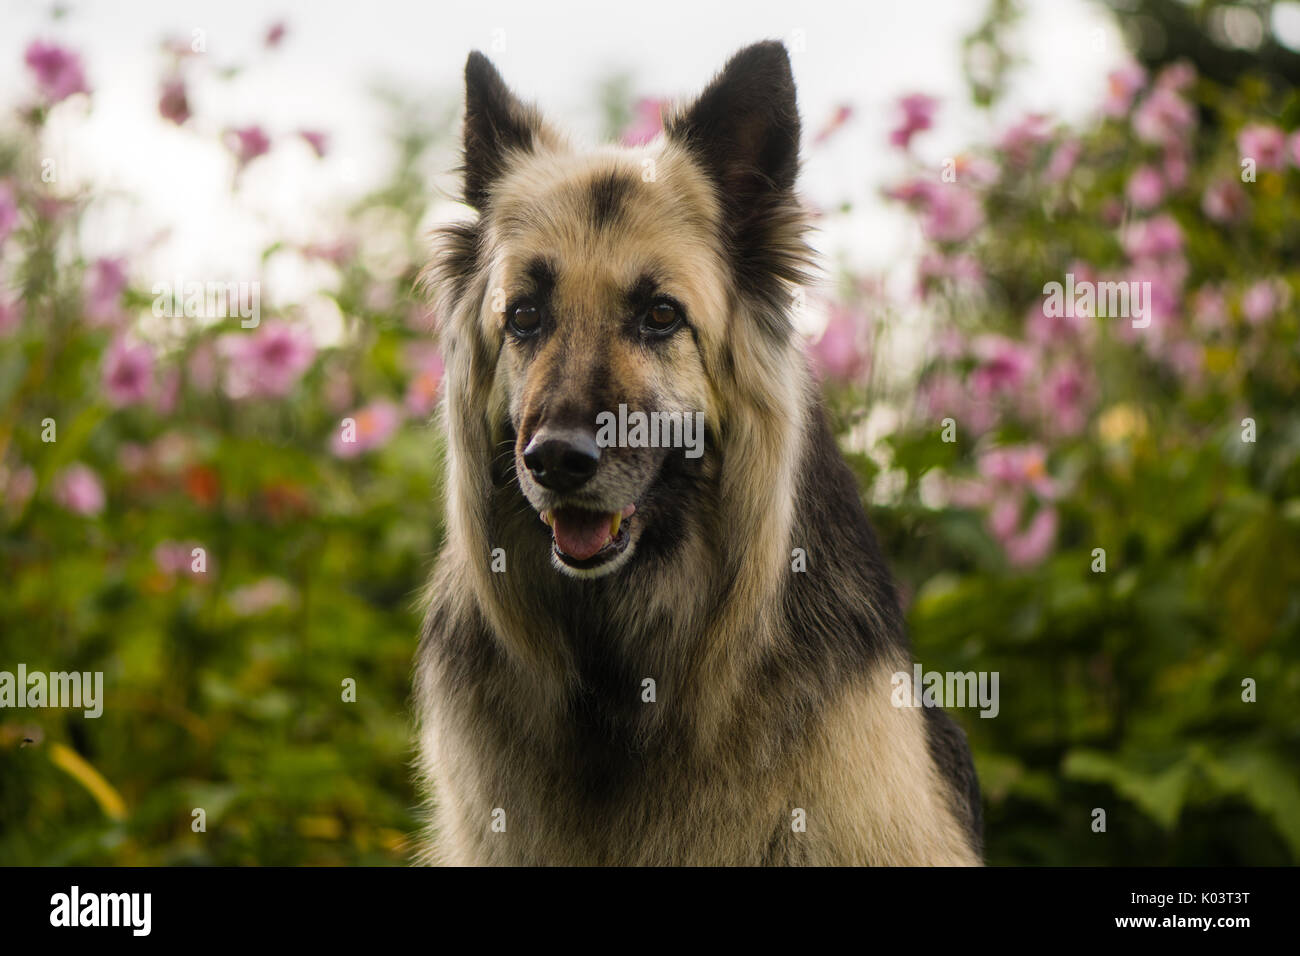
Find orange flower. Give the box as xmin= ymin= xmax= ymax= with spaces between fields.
xmin=183 ymin=464 xmax=220 ymax=506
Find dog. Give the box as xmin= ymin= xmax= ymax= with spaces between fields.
xmin=414 ymin=41 xmax=983 ymax=865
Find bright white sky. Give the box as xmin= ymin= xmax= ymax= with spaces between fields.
xmin=0 ymin=0 xmax=1125 ymax=324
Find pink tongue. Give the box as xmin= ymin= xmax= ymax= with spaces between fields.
xmin=551 ymin=508 xmax=613 ymax=560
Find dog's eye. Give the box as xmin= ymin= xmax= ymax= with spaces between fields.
xmin=508 ymin=301 xmax=541 ymax=336
xmin=641 ymin=300 xmax=683 ymax=337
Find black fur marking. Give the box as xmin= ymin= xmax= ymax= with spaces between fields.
xmin=524 ymin=257 xmax=557 ymax=299
xmin=430 ymin=220 xmax=483 ymax=305
xmin=506 ymin=258 xmax=557 ymax=353
xmin=587 ymin=170 xmax=636 ymax=229
xmin=463 ymin=52 xmax=542 ymax=210
xmin=779 ymin=402 xmax=903 ymax=678
xmin=624 ymin=274 xmax=658 ymax=314
xmin=781 ymin=403 xmax=983 ymax=857
xmin=621 ymin=428 xmax=709 ymax=572
xmin=922 ymin=706 xmax=985 ymax=854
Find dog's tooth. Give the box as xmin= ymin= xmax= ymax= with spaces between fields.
xmin=541 ymin=510 xmax=552 ymax=527
xmin=610 ymin=512 xmax=621 ymax=537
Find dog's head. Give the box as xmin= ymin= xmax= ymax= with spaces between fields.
xmin=429 ymin=42 xmax=811 ymax=580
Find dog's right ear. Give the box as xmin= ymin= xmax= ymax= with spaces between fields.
xmin=461 ymin=52 xmax=546 ymax=210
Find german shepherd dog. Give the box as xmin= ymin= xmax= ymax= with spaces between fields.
xmin=415 ymin=41 xmax=983 ymax=865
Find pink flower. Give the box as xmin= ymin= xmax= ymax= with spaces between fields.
xmin=1192 ymin=285 xmax=1228 ymax=334
xmin=0 ymin=299 xmax=20 ymax=336
xmin=885 ymin=178 xmax=937 ymax=205
xmin=1114 ymin=259 xmax=1187 ymax=349
xmin=1161 ymin=144 xmax=1189 ymax=190
xmin=323 ymin=366 xmax=354 ymax=413
xmin=265 ymin=21 xmax=287 ymax=48
xmin=24 ymin=40 xmax=89 ymax=104
xmin=889 ymin=94 xmax=938 ymax=149
xmin=228 ymin=577 xmax=295 ymax=616
xmin=102 ymin=337 xmax=155 ymax=407
xmin=404 ymin=346 xmax=445 ymax=416
xmin=154 ymin=366 xmax=181 ymax=414
xmin=1099 ymin=198 xmax=1125 ymax=228
xmin=1041 ymin=361 xmax=1094 ymax=436
xmin=970 ymin=443 xmax=1060 ymax=566
xmin=224 ymin=125 xmax=271 ymax=170
xmin=1132 ymin=87 xmax=1195 ymax=146
xmin=83 ymin=257 xmax=128 ymax=325
xmin=988 ymin=497 xmax=1020 ymax=539
xmin=1 ymin=463 xmax=36 ymax=515
xmin=154 ymin=541 xmax=205 ymax=576
xmin=622 ymin=98 xmax=666 ymax=146
xmin=221 ymin=320 xmax=316 ymax=398
xmin=1000 ymin=505 xmax=1058 ymax=568
xmin=1102 ymin=62 xmax=1146 ymax=117
xmin=887 ymin=178 xmax=983 ymax=243
xmin=809 ymin=304 xmax=870 ymax=382
xmin=158 ymin=75 xmax=190 ymax=125
xmin=1290 ymin=130 xmax=1300 ymax=167
xmin=970 ymin=336 xmax=1034 ymax=399
xmin=34 ymin=196 xmax=74 ymax=222
xmin=997 ymin=114 xmax=1051 ymax=166
xmin=951 ymin=153 xmax=1000 ymax=186
xmin=331 ymin=401 xmax=402 ymax=458
xmin=54 ymin=463 xmax=105 ymax=516
xmin=1241 ymin=280 xmax=1280 ymax=325
xmin=919 ymin=371 xmax=966 ymax=421
xmin=922 ymin=186 xmax=983 ymax=243
xmin=117 ymin=442 xmax=148 ymax=474
xmin=812 ymin=104 xmax=853 ymax=145
xmin=1126 ymin=165 xmax=1164 ymax=210
xmin=1044 ymin=139 xmax=1082 ymax=184
xmin=1238 ymin=124 xmax=1287 ymax=171
xmin=300 ymin=239 xmax=356 ymax=266
xmin=1202 ymin=179 xmax=1248 ymax=223
xmin=1027 ymin=266 xmax=1094 ymax=343
xmin=298 ymin=129 xmax=329 ymax=158
xmin=1165 ymin=340 xmax=1204 ymax=382
xmin=1122 ymin=215 xmax=1183 ymax=261
xmin=977 ymin=444 xmax=1056 ymax=498
xmin=0 ymin=181 xmax=18 ymax=246
xmin=1155 ymin=62 xmax=1196 ymax=92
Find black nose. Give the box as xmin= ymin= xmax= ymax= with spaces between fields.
xmin=523 ymin=428 xmax=601 ymax=492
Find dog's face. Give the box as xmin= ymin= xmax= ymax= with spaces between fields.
xmin=438 ymin=43 xmax=809 ymax=579
xmin=492 ymin=152 xmax=722 ymax=577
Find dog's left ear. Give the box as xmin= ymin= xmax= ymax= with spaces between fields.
xmin=667 ymin=42 xmax=808 ymax=332
xmin=666 ymin=41 xmax=801 ymax=208
xmin=461 ymin=51 xmax=549 ymax=210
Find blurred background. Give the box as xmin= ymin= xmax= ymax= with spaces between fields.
xmin=0 ymin=0 xmax=1297 ymax=865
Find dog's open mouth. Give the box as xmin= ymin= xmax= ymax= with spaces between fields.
xmin=541 ymin=504 xmax=636 ymax=569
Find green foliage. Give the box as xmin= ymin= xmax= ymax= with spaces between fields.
xmin=851 ymin=44 xmax=1300 ymax=864
xmin=0 ymin=85 xmax=449 ymax=865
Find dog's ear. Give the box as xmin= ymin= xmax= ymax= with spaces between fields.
xmin=666 ymin=41 xmax=800 ymax=206
xmin=667 ymin=42 xmax=809 ymax=334
xmin=461 ymin=51 xmax=546 ymax=210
